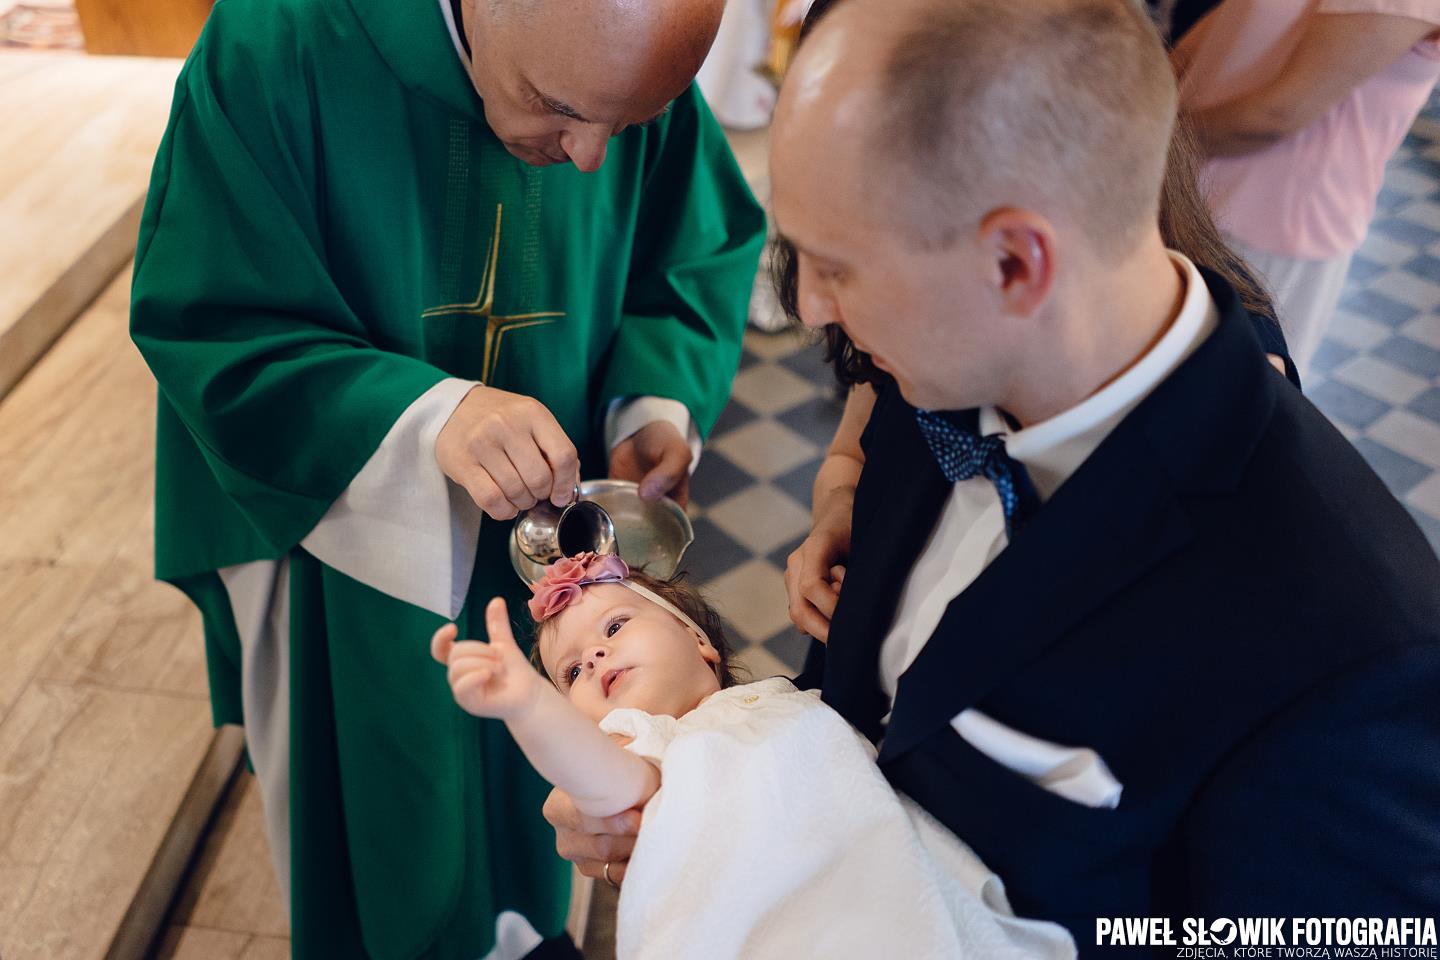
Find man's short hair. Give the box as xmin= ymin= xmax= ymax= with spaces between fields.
xmin=872 ymin=0 xmax=1178 ymax=258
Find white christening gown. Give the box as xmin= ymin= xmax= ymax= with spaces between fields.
xmin=599 ymin=677 xmax=1077 ymax=960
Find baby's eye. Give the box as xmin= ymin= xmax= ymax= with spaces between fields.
xmin=606 ymin=618 xmax=627 ymax=638
xmin=566 ymin=663 xmax=582 ymax=684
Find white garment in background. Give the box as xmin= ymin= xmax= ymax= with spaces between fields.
xmin=478 ymin=912 xmax=544 ymax=960
xmin=1228 ymin=236 xmax=1352 ymax=380
xmin=695 ymin=0 xmax=777 ymax=129
xmin=878 ymin=251 xmax=1221 ymax=812
xmin=600 ymin=678 xmax=1076 ymax=960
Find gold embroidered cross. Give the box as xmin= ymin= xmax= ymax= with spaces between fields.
xmin=422 ymin=204 xmax=565 ymax=383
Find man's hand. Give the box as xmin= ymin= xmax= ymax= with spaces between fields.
xmin=785 ymin=490 xmax=854 ymax=643
xmin=543 ymin=787 xmax=642 ymax=886
xmin=431 ymin=598 xmax=540 ymax=720
xmin=609 ymin=420 xmax=692 ymax=506
xmin=436 ymin=385 xmax=580 ymax=520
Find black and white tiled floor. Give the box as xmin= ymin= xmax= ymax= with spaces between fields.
xmin=683 ymin=327 xmax=842 ymax=679
xmin=1304 ymin=105 xmax=1440 ymax=550
xmin=708 ymin=101 xmax=1440 ymax=678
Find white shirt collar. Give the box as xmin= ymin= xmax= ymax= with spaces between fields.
xmin=438 ymin=0 xmax=468 ymax=66
xmin=980 ymin=251 xmax=1220 ymax=501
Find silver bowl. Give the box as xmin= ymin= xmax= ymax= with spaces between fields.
xmin=509 ymin=479 xmax=695 ymax=585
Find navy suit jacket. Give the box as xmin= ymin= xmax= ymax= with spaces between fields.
xmin=811 ymin=272 xmax=1440 ymax=955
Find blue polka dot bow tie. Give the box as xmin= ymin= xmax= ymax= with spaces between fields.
xmin=914 ymin=408 xmax=1041 ymax=539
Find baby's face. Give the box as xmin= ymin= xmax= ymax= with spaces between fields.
xmin=537 ymin=583 xmax=722 ymax=723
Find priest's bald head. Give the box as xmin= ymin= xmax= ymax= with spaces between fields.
xmin=459 ymin=0 xmax=724 ymax=170
xmin=771 ymin=0 xmax=1186 ymax=422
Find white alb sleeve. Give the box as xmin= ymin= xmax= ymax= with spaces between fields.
xmin=604 ymin=396 xmax=702 ymax=474
xmin=301 ymin=377 xmax=482 ymax=619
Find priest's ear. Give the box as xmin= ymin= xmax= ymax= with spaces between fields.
xmin=978 ymin=208 xmax=1056 ymax=317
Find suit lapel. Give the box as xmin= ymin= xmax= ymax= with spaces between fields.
xmin=822 ymin=383 xmax=950 ymax=742
xmin=879 ymin=424 xmax=1192 ymax=763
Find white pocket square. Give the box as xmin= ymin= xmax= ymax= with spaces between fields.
xmin=952 ymin=709 xmax=1123 ymax=809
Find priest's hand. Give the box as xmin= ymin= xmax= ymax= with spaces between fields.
xmin=609 ymin=420 xmax=691 ymax=507
xmin=543 ymin=787 xmax=641 ymax=887
xmin=436 ymin=385 xmax=581 ymax=520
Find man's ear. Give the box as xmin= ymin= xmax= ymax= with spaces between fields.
xmin=979 ymin=207 xmax=1057 ymax=316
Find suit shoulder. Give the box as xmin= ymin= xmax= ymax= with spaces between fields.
xmin=1166 ymin=385 xmax=1440 ymax=672
xmin=1252 ymin=388 xmax=1439 ymax=594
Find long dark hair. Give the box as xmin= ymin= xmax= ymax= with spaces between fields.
xmin=772 ymin=0 xmax=1276 ymax=389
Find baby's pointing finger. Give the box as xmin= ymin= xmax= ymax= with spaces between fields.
xmin=484 ymin=597 xmax=519 ymax=651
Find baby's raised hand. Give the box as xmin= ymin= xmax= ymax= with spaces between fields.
xmin=430 ymin=597 xmax=539 ymax=719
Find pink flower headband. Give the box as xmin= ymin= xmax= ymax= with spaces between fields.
xmin=526 ymin=551 xmax=709 ymax=642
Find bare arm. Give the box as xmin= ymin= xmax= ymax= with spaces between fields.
xmin=814 ymin=383 xmax=872 ymax=512
xmin=785 ymin=383 xmax=875 ymax=641
xmin=1182 ymin=12 xmax=1439 ymax=157
xmin=502 ymin=683 xmax=660 ymax=819
xmin=432 ymin=599 xmax=660 ymax=818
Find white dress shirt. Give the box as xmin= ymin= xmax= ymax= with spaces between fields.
xmin=880 ymin=251 xmax=1220 ymax=809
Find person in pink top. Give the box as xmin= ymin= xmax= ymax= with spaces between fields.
xmin=1174 ymin=0 xmax=1440 ymax=377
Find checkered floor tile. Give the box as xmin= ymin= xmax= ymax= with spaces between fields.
xmin=707 ymin=99 xmax=1440 ymax=677
xmin=684 ymin=327 xmax=842 ymax=679
xmin=1307 ymin=96 xmax=1440 ymax=554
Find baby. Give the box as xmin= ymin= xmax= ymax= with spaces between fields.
xmin=431 ymin=552 xmax=1074 ymax=960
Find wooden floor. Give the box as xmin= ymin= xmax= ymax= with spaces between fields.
xmin=0 ymin=269 xmax=238 ymax=960
xmin=153 ymin=774 xmax=290 ymax=959
xmin=0 ymin=51 xmax=179 ymax=402
xmin=0 ymin=49 xmax=245 ymax=959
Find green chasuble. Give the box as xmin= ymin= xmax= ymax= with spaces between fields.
xmin=129 ymin=0 xmax=765 ymax=955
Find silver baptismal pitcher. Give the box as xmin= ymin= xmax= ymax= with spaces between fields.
xmin=510 ymin=479 xmax=694 ymax=585
xmin=512 ymin=482 xmax=617 ymax=569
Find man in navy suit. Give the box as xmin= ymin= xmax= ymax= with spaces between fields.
xmin=766 ymin=0 xmax=1440 ymax=953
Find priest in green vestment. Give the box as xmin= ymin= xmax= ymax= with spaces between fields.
xmin=129 ymin=0 xmax=765 ymax=955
